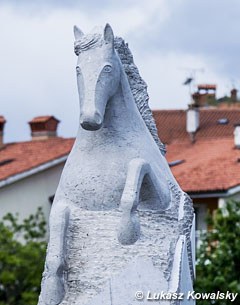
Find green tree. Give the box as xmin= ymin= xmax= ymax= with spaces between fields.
xmin=195 ymin=200 xmax=240 ymax=304
xmin=0 ymin=208 xmax=47 ymax=305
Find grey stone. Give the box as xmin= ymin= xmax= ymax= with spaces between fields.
xmin=37 ymin=24 xmax=194 ymax=305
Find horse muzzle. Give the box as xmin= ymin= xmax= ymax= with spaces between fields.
xmin=80 ymin=111 xmax=103 ymax=131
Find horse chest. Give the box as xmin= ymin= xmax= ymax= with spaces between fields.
xmin=57 ymin=130 xmax=162 ymax=210
xmin=59 ymin=149 xmax=130 ymax=209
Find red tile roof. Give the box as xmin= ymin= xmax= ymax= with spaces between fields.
xmin=198 ymin=84 xmax=217 ymax=90
xmin=153 ymin=109 xmax=240 ymax=144
xmin=166 ymin=138 xmax=240 ymax=193
xmin=29 ymin=116 xmax=59 ymax=123
xmin=0 ymin=138 xmax=74 ymax=182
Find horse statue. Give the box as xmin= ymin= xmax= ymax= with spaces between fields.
xmin=38 ymin=24 xmax=195 ymax=305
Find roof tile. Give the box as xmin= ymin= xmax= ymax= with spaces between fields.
xmin=0 ymin=138 xmax=74 ymax=181
xmin=166 ymin=138 xmax=240 ymax=193
xmin=29 ymin=116 xmax=59 ymax=123
xmin=153 ymin=109 xmax=240 ymax=144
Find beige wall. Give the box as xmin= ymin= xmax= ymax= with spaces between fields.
xmin=0 ymin=163 xmax=65 ymax=225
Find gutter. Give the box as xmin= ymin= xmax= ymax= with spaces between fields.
xmin=0 ymin=155 xmax=68 ymax=189
xmin=188 ymin=184 xmax=240 ymax=198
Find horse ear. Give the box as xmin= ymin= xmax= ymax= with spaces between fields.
xmin=104 ymin=23 xmax=114 ymax=45
xmin=74 ymin=25 xmax=84 ymax=40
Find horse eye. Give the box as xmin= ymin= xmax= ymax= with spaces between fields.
xmin=103 ymin=65 xmax=112 ymax=73
xmin=76 ymin=66 xmax=81 ymax=74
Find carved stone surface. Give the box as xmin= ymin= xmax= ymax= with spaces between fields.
xmin=37 ymin=24 xmax=194 ymax=305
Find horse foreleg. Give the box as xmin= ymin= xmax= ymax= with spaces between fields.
xmin=38 ymin=199 xmax=70 ymax=305
xmin=118 ymin=158 xmax=170 ymax=245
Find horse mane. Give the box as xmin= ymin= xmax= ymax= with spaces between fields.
xmin=74 ymin=31 xmax=166 ymax=156
xmin=114 ymin=37 xmax=166 ymax=156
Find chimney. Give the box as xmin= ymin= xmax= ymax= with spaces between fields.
xmin=186 ymin=105 xmax=199 ymax=142
xmin=192 ymin=92 xmax=201 ymax=107
xmin=234 ymin=123 xmax=240 ymax=148
xmin=230 ymin=88 xmax=237 ymax=102
xmin=29 ymin=116 xmax=60 ymax=141
xmin=197 ymin=84 xmax=217 ymax=107
xmin=0 ymin=116 xmax=6 ymax=148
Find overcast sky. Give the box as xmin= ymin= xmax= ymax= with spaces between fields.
xmin=1 ymin=0 xmax=240 ymax=142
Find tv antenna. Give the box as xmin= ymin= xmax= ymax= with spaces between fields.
xmin=179 ymin=67 xmax=205 ymax=103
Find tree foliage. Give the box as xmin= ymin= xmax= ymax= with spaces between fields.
xmin=195 ymin=200 xmax=240 ymax=304
xmin=0 ymin=208 xmax=47 ymax=305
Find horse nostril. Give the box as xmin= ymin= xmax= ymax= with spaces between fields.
xmin=81 ymin=121 xmax=102 ymax=131
xmin=80 ymin=112 xmax=103 ymax=131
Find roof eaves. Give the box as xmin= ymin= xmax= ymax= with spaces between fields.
xmin=188 ymin=191 xmax=227 ymax=199
xmin=188 ymin=184 xmax=240 ymax=198
xmin=0 ymin=155 xmax=68 ymax=189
